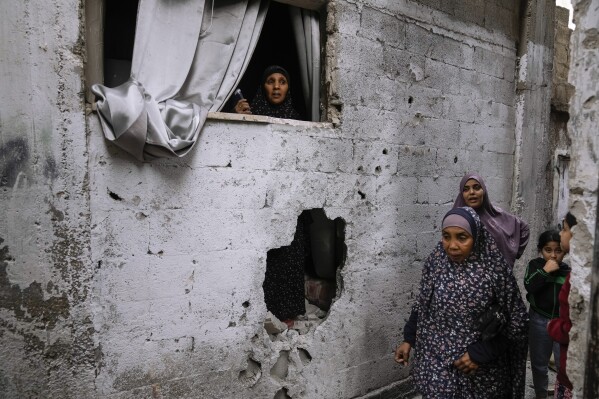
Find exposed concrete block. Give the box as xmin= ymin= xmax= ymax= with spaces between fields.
xmin=192 ymin=124 xmax=297 ymax=171
xmin=474 ymin=46 xmax=511 ymax=80
xmin=455 ymin=0 xmax=486 ymax=26
xmin=294 ymin=136 xmax=354 ymax=173
xmin=406 ymin=24 xmax=475 ymax=70
xmin=396 ymin=145 xmax=438 ymax=178
xmin=381 ymin=47 xmax=426 ymax=82
xmin=340 ymin=106 xmax=406 ymax=142
xmin=359 ymin=6 xmax=406 ymax=49
xmin=327 ymin=0 xmax=360 ymax=36
xmin=374 ymin=176 xmax=420 ymax=207
xmin=336 ymin=34 xmax=385 ymax=76
xmin=336 ymin=68 xmax=409 ymax=112
xmin=484 ymin=2 xmax=517 ymax=38
xmin=352 ymin=141 xmax=400 ymax=176
xmin=422 ymin=57 xmax=462 ymax=95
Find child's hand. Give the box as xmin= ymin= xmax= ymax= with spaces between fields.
xmin=543 ymin=259 xmax=559 ymax=273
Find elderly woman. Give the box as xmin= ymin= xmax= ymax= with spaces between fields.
xmin=233 ymin=65 xmax=301 ymax=120
xmin=454 ymin=173 xmax=530 ymax=269
xmin=395 ymin=207 xmax=529 ymax=398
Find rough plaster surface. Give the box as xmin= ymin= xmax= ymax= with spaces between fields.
xmin=0 ymin=0 xmax=96 ymax=397
xmin=512 ymin=0 xmax=556 ymax=283
xmin=565 ymin=0 xmax=599 ymax=395
xmin=0 ymin=0 xmax=559 ymax=398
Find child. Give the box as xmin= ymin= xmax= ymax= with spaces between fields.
xmin=524 ymin=229 xmax=571 ymax=399
xmin=548 ymin=212 xmax=578 ymax=399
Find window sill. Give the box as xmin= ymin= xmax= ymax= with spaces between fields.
xmin=207 ymin=112 xmax=333 ymax=129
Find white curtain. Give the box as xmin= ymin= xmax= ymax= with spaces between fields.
xmin=289 ymin=6 xmax=320 ymax=122
xmin=92 ymin=0 xmax=268 ymax=161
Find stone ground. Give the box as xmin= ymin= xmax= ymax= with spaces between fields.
xmin=412 ymin=361 xmax=557 ymax=399
xmin=358 ymin=359 xmax=558 ymax=399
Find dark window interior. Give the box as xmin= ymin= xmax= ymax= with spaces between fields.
xmin=103 ymin=0 xmax=138 ymax=87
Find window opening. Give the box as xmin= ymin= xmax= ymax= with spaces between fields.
xmin=225 ymin=2 xmax=310 ymax=119
xmin=90 ymin=0 xmax=322 ymax=121
xmin=103 ymin=0 xmax=138 ymax=87
xmin=263 ymin=209 xmax=346 ymax=335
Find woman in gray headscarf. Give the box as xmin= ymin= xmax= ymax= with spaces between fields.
xmin=453 ymin=173 xmax=530 ymax=268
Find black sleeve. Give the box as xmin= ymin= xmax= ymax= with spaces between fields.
xmin=467 ymin=334 xmax=509 ymax=364
xmin=523 ymin=259 xmax=550 ymax=294
xmin=403 ymin=308 xmax=418 ymax=345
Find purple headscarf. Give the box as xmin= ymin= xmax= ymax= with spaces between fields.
xmin=453 ymin=173 xmax=530 ymax=268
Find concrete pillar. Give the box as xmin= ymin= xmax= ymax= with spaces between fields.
xmin=566 ymin=0 xmax=599 ymax=397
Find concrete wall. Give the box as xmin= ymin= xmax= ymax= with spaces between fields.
xmin=0 ymin=0 xmax=558 ymax=398
xmin=565 ymin=0 xmax=599 ymax=396
xmin=0 ymin=0 xmax=96 ymax=397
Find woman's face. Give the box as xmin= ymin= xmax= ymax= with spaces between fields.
xmin=442 ymin=226 xmax=474 ymax=263
xmin=560 ymin=220 xmax=573 ymax=254
xmin=263 ymin=73 xmax=289 ymax=105
xmin=540 ymin=241 xmax=565 ymax=264
xmin=462 ymin=178 xmax=484 ymax=209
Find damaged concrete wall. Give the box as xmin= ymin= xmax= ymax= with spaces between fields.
xmin=550 ymin=6 xmax=573 ymax=225
xmin=1 ymin=0 xmax=559 ymax=398
xmin=511 ymin=0 xmax=557 ymax=275
xmin=0 ymin=0 xmax=96 ymax=397
xmin=564 ymin=0 xmax=599 ymax=396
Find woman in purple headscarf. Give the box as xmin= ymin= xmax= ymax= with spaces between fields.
xmin=453 ymin=173 xmax=530 ymax=269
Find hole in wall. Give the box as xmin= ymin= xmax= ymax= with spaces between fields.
xmin=297 ymin=348 xmax=312 ymax=365
xmin=262 ymin=209 xmax=346 ymax=335
xmin=382 ymin=148 xmax=388 ymax=155
xmin=358 ymin=191 xmax=366 ymax=199
xmin=274 ymin=387 xmax=292 ymax=399
xmin=270 ymin=350 xmax=290 ymax=379
xmin=108 ymin=190 xmax=123 ymax=201
xmin=408 ymin=96 xmax=414 ymax=104
xmin=239 ymin=357 xmax=262 ymax=387
xmin=242 ymin=301 xmax=250 ymax=308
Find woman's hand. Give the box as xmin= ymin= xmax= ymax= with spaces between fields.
xmin=454 ymin=352 xmax=478 ymax=375
xmin=394 ymin=342 xmax=412 ymax=365
xmin=234 ymin=99 xmax=252 ymax=114
xmin=543 ymin=259 xmax=560 ymax=273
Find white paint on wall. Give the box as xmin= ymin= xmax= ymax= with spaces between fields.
xmin=556 ymin=0 xmax=575 ymax=28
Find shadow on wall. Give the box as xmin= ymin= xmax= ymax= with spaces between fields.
xmin=263 ymin=208 xmax=346 ymax=335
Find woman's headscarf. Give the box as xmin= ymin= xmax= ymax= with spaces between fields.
xmin=413 ymin=207 xmax=529 ymax=398
xmin=251 ymin=65 xmax=301 ymax=120
xmin=453 ymin=172 xmax=529 ymax=268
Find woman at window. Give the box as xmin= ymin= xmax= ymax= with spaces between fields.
xmin=233 ymin=65 xmax=301 ymax=120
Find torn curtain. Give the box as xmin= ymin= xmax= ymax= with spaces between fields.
xmin=91 ymin=0 xmax=269 ymax=161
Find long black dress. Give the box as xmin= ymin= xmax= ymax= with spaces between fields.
xmin=263 ymin=212 xmax=312 ymax=321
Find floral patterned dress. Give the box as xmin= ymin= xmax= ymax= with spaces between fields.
xmin=411 ymin=207 xmax=529 ymax=398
